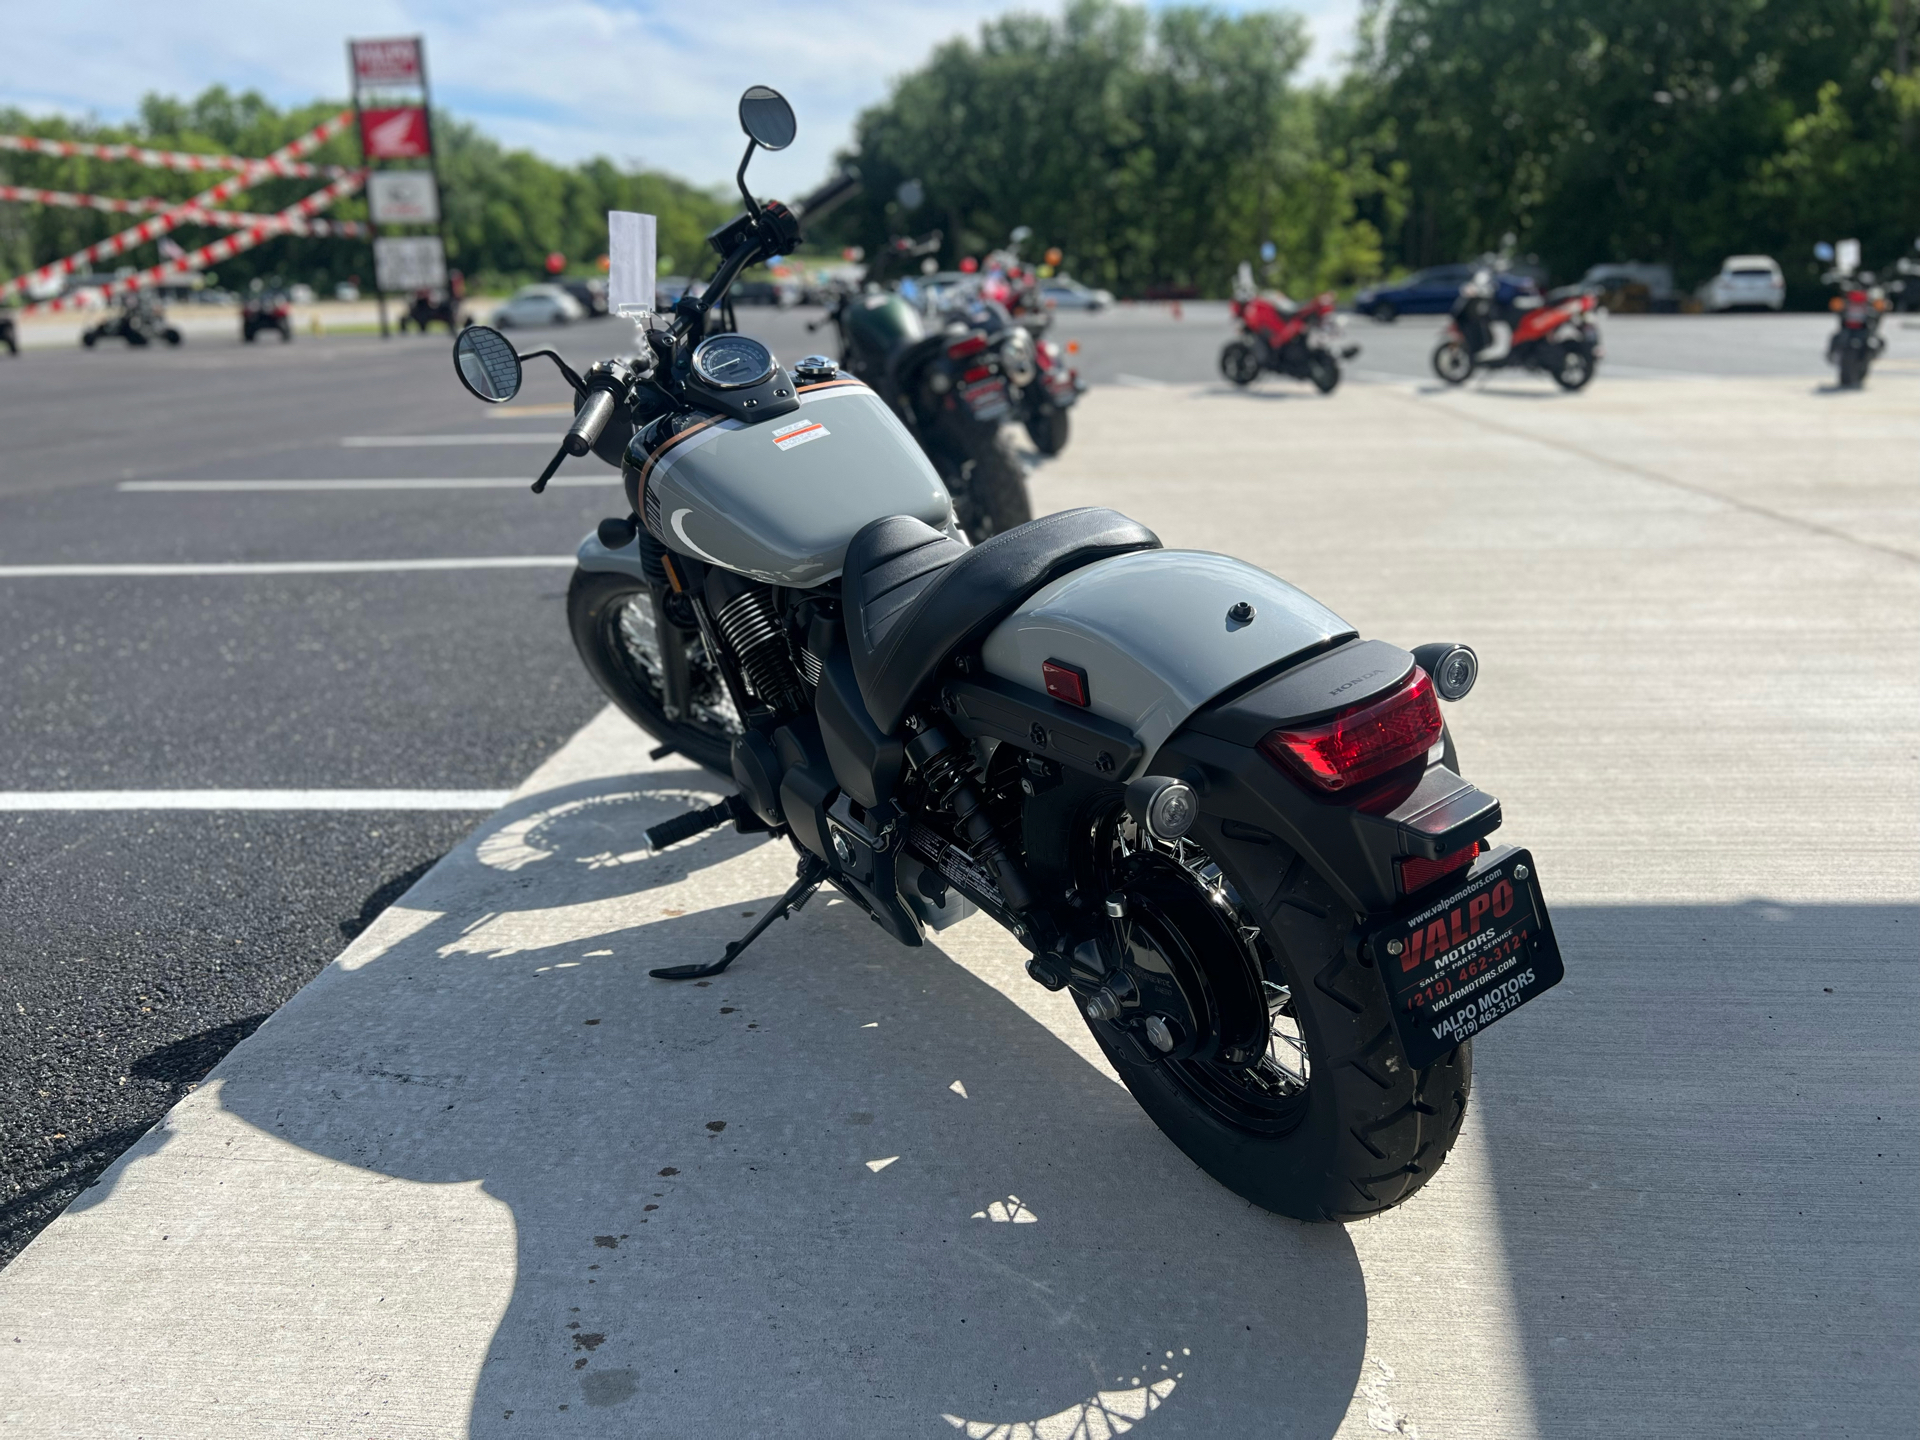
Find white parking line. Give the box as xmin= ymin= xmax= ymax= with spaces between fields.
xmin=119 ymin=478 xmax=614 ymax=492
xmin=340 ymin=436 xmax=561 ymax=447
xmin=0 ymin=790 xmax=513 ymax=811
xmin=0 ymin=557 xmax=574 ymax=577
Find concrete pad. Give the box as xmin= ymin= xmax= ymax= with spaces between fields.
xmin=3 ymin=372 xmax=1915 ymax=1437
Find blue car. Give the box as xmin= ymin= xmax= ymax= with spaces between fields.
xmin=1355 ymin=264 xmax=1538 ymax=321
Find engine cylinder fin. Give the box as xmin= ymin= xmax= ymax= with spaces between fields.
xmin=714 ymin=589 xmax=805 ymax=714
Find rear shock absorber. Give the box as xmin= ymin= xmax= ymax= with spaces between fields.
xmin=706 ymin=572 xmax=804 ymax=714
xmin=906 ymin=724 xmax=1035 ymax=913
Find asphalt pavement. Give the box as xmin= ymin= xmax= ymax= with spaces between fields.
xmin=0 ymin=310 xmax=1914 ymax=1436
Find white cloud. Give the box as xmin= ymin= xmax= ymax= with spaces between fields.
xmin=2 ymin=1 xmax=1362 ymax=189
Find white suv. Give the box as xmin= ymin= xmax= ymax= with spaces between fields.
xmin=1699 ymin=255 xmax=1785 ymax=312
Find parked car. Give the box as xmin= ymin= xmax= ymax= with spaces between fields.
xmin=557 ymin=277 xmax=609 ymax=318
xmin=1039 ymin=277 xmax=1113 ymax=310
xmin=729 ymin=279 xmax=786 ymax=307
xmin=1355 ymin=264 xmax=1538 ymax=321
xmin=287 ymin=283 xmax=316 ymax=305
xmin=1698 ymin=255 xmax=1785 ymax=312
xmin=654 ymin=275 xmax=705 ymax=306
xmin=491 ymin=284 xmax=587 ymax=328
xmin=1553 ymin=262 xmax=1676 ymax=312
xmin=334 ymin=282 xmax=360 ymax=302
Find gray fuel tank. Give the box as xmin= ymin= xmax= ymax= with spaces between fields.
xmin=980 ymin=549 xmax=1357 ymax=770
xmin=635 ymin=380 xmax=953 ymax=586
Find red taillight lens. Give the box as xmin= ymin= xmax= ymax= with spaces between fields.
xmin=1258 ymin=669 xmax=1443 ymax=794
xmin=962 ymin=364 xmax=992 ymax=383
xmin=1397 ymin=841 xmax=1480 ymax=896
xmin=947 ymin=335 xmax=987 ymax=360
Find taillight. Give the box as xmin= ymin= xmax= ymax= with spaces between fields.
xmin=1397 ymin=841 xmax=1480 ymax=896
xmin=1258 ymin=669 xmax=1443 ymax=794
xmin=962 ymin=364 xmax=992 ymax=383
xmin=947 ymin=335 xmax=987 ymax=360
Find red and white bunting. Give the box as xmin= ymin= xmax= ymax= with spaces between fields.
xmin=0 ymin=132 xmax=352 ymax=179
xmin=0 ymin=111 xmax=353 ymax=302
xmin=0 ymin=187 xmax=366 ymax=237
xmin=19 ymin=171 xmax=366 ymax=315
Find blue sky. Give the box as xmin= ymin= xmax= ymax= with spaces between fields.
xmin=0 ymin=1 xmax=1361 ymax=192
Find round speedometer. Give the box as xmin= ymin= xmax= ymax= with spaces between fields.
xmin=691 ymin=333 xmax=776 ymax=390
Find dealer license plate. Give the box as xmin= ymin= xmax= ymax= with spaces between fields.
xmin=961 ymin=377 xmax=1010 ymax=419
xmin=1366 ymin=846 xmax=1564 ymax=1068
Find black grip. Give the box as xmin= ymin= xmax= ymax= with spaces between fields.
xmin=792 ymin=170 xmax=861 ymax=222
xmin=565 ymin=388 xmax=617 ymax=457
xmin=645 ymin=799 xmax=732 ymax=851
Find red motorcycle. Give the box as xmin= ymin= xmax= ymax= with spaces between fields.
xmin=1220 ymin=272 xmax=1356 ymax=392
xmin=1433 ymin=270 xmax=1601 ymax=390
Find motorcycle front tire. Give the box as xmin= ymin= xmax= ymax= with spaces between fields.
xmin=566 ymin=568 xmax=735 ymax=776
xmin=163 ymin=329 xmax=181 ymax=346
xmin=1024 ymin=405 xmax=1070 ymax=457
xmin=1220 ymin=339 xmax=1262 ymax=387
xmin=1308 ymin=351 xmax=1340 ymax=393
xmin=1431 ymin=341 xmax=1473 ymax=385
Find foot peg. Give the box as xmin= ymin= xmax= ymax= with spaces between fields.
xmin=645 ymin=793 xmax=770 ymax=851
xmin=650 ymin=854 xmax=830 ymax=980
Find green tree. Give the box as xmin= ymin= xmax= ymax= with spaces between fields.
xmin=826 ymin=0 xmax=1394 ymax=297
xmin=1350 ymin=0 xmax=1920 ymax=298
xmin=0 ymin=86 xmax=733 ymax=296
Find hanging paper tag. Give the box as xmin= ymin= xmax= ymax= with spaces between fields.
xmin=608 ymin=211 xmax=656 ymax=318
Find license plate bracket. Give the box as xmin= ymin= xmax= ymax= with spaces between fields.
xmin=1364 ymin=845 xmax=1564 ymax=1068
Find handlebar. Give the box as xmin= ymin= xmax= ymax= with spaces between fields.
xmin=565 ymin=388 xmax=617 ymax=457
xmin=792 ymin=169 xmax=861 ymax=224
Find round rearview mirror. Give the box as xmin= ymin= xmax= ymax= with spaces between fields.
xmin=1813 ymin=242 xmax=1835 ymax=262
xmin=738 ymin=85 xmax=796 ymax=151
xmin=453 ymin=325 xmax=522 ymax=404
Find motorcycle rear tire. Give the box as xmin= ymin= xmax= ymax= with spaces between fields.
xmin=163 ymin=330 xmax=181 ymax=346
xmin=566 ymin=568 xmax=736 ymax=777
xmin=1552 ymin=346 xmax=1595 ymax=391
xmin=1220 ymin=339 xmax=1262 ymax=387
xmin=1838 ymin=352 xmax=1863 ymax=389
xmin=82 ymin=332 xmax=96 ymax=348
xmin=1068 ymin=806 xmax=1472 ymax=1222
xmin=1431 ymin=342 xmax=1473 ymax=385
xmin=1024 ymin=406 xmax=1070 ymax=457
xmin=958 ymin=427 xmax=1033 ymax=541
xmin=1308 ymin=352 xmax=1340 ymax=393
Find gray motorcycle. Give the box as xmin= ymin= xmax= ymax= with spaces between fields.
xmin=447 ymin=86 xmax=1566 ymax=1222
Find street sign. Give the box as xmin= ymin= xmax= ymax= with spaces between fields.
xmin=360 ymin=108 xmax=431 ymax=160
xmin=366 ymin=170 xmax=439 ymax=224
xmin=373 ymin=235 xmax=447 ymax=292
xmin=351 ymin=38 xmax=423 ymax=88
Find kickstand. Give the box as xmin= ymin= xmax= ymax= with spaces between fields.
xmin=649 ymin=853 xmax=830 ymax=981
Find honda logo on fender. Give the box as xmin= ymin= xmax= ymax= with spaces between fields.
xmin=1402 ymin=879 xmax=1513 ymax=972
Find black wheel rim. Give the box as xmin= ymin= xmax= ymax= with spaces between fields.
xmin=1097 ymin=813 xmax=1312 ymax=1136
xmin=601 ymin=591 xmax=740 ymax=743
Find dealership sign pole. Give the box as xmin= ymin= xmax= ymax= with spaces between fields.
xmin=348 ymin=36 xmax=448 ymax=339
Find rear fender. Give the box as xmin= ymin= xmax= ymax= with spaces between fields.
xmin=1159 ymin=637 xmax=1505 ymax=913
xmin=978 ymin=549 xmax=1355 ymax=777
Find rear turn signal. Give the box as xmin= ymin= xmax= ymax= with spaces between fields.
xmin=1258 ymin=669 xmax=1443 ymax=793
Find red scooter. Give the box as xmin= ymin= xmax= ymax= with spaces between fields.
xmin=1220 ymin=267 xmax=1357 ymax=392
xmin=1433 ymin=269 xmax=1602 ymax=390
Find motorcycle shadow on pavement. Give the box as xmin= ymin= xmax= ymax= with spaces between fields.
xmin=179 ymin=765 xmax=1372 ymax=1437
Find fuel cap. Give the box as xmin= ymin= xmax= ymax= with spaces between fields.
xmin=792 ymin=354 xmax=839 ymax=383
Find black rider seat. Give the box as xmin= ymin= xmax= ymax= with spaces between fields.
xmin=842 ymin=507 xmax=1162 ymax=733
